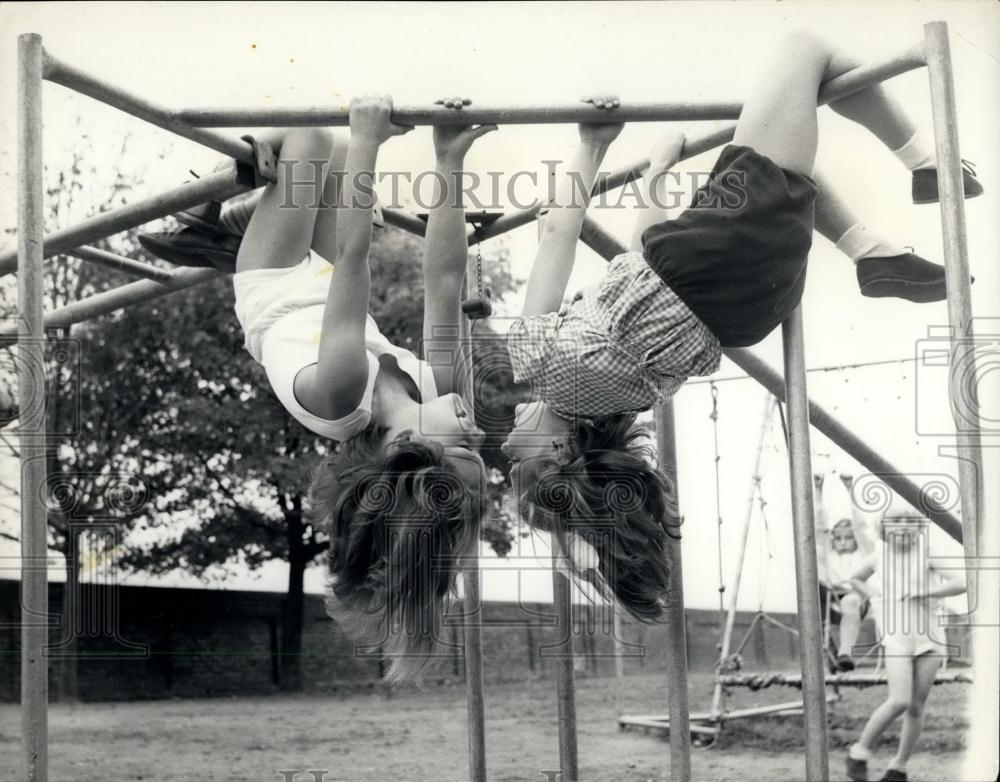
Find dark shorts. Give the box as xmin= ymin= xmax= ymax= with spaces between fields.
xmin=641 ymin=144 xmax=818 ymax=348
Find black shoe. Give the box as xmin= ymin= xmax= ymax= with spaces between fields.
xmin=857 ymin=251 xmax=956 ymax=303
xmin=837 ymin=654 xmax=856 ymax=672
xmin=879 ymin=769 xmax=907 ymax=782
xmin=912 ymin=160 xmax=983 ymax=204
xmin=176 ymin=201 xmax=224 ymax=235
xmin=138 ymin=227 xmax=240 ymax=274
xmin=846 ymin=756 xmax=869 ymax=782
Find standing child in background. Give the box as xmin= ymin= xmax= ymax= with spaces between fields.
xmin=815 ymin=472 xmax=873 ymax=671
xmin=844 ymin=499 xmax=967 ymax=782
xmin=139 ymin=98 xmax=497 ymax=682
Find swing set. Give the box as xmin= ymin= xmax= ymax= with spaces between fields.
xmin=8 ymin=21 xmax=989 ymax=782
xmin=620 ymin=389 xmax=973 ymax=745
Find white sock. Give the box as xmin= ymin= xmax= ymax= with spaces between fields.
xmin=836 ymin=224 xmax=907 ymax=263
xmin=849 ymin=743 xmax=872 ymax=761
xmin=888 ymin=757 xmax=908 ymax=772
xmin=892 ymin=130 xmax=935 ymax=171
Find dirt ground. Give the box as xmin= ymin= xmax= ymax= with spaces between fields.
xmin=0 ymin=671 xmax=972 ymax=782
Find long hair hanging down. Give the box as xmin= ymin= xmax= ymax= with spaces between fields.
xmin=309 ymin=425 xmax=482 ymax=683
xmin=527 ymin=413 xmax=678 ymax=622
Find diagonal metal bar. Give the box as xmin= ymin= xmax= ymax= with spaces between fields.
xmin=43 ymin=50 xmax=256 ymax=165
xmin=0 ymin=167 xmax=250 ymax=276
xmin=65 ymin=246 xmax=175 ymax=283
xmin=0 ymin=267 xmax=221 ymax=338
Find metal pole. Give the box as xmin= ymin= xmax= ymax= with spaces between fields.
xmin=179 ymin=100 xmax=745 ymax=127
xmin=459 ymin=257 xmax=486 ymax=782
xmin=612 ymin=609 xmax=626 ymax=678
xmin=710 ymin=394 xmax=776 ymax=719
xmin=924 ymin=20 xmax=982 ymax=606
xmin=0 ymin=268 xmax=221 ymax=338
xmin=781 ymin=307 xmax=829 ymax=782
xmin=43 ymin=50 xmax=256 ymax=165
xmin=574 ymin=224 xmax=964 ymax=543
xmin=655 ymin=400 xmax=693 ymax=782
xmin=176 ymin=50 xmax=923 ymax=128
xmin=0 ymin=168 xmax=250 ymax=276
xmin=551 ymin=560 xmax=579 ymax=782
xmin=65 ymin=246 xmax=175 ymax=283
xmin=18 ymin=32 xmax=48 ymax=782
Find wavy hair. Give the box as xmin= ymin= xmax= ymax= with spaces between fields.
xmin=309 ymin=423 xmax=483 ymax=683
xmin=525 ymin=413 xmax=678 ymax=622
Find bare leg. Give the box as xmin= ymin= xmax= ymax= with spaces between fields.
xmin=309 ymin=131 xmax=350 ymax=262
xmin=889 ymin=652 xmax=942 ymax=771
xmin=853 ymin=654 xmax=913 ymax=755
xmin=733 ymin=31 xmax=922 ymax=176
xmin=838 ymin=592 xmax=864 ymax=656
xmin=237 ymin=127 xmax=334 ymax=273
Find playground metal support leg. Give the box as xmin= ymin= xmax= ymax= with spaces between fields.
xmin=552 ymin=563 xmax=579 ymax=782
xmin=924 ymin=20 xmax=982 ymax=607
xmin=781 ymin=306 xmax=829 ymax=782
xmin=459 ymin=263 xmax=487 ymax=782
xmin=18 ymin=32 xmax=49 ymax=782
xmin=655 ymin=400 xmax=692 ymax=782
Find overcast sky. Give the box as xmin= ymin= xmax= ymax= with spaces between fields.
xmin=0 ymin=2 xmax=996 ymax=610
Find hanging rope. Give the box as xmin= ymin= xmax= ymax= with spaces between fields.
xmin=709 ymin=382 xmax=726 ymax=634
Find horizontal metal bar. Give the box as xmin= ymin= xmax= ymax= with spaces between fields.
xmin=575 ymin=219 xmax=965 ymax=545
xmin=66 ymin=246 xmax=174 ymax=283
xmin=176 ymin=44 xmax=925 ymax=128
xmin=0 ymin=267 xmax=220 ymax=337
xmin=43 ymin=49 xmax=255 ymax=164
xmin=177 ymin=101 xmax=745 ymax=128
xmin=0 ymin=167 xmax=250 ymax=276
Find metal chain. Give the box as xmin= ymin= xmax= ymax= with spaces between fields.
xmin=476 ymin=238 xmax=483 ymax=296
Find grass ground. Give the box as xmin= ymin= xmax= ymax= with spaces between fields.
xmin=0 ymin=671 xmax=971 ymax=782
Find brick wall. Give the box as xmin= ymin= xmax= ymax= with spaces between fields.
xmin=1 ymin=580 xmax=966 ymax=702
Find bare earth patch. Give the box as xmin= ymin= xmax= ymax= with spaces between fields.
xmin=0 ymin=671 xmax=970 ymax=781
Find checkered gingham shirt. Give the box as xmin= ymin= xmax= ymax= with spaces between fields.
xmin=508 ymin=251 xmax=722 ymax=419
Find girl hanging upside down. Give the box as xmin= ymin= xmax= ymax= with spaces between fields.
xmin=141 ymin=97 xmax=497 ymax=682
xmin=500 ymin=31 xmax=982 ymax=622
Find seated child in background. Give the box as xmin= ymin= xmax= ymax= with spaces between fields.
xmin=815 ymin=472 xmax=873 ymax=671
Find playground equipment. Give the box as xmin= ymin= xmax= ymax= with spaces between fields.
xmin=620 ymin=392 xmax=973 ymax=744
xmin=10 ymin=21 xmax=989 ymax=782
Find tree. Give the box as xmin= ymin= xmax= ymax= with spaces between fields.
xmin=1 ymin=119 xmax=176 ymax=700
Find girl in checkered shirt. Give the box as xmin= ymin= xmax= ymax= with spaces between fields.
xmin=502 ymin=31 xmax=982 ymax=622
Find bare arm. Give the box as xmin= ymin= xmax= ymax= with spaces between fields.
xmin=297 ymin=96 xmax=412 ymax=419
xmin=923 ymin=559 xmax=967 ymax=599
xmin=629 ymin=132 xmax=685 ymax=251
xmin=521 ymin=95 xmax=623 ymax=318
xmin=422 ymin=98 xmax=497 ymax=394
